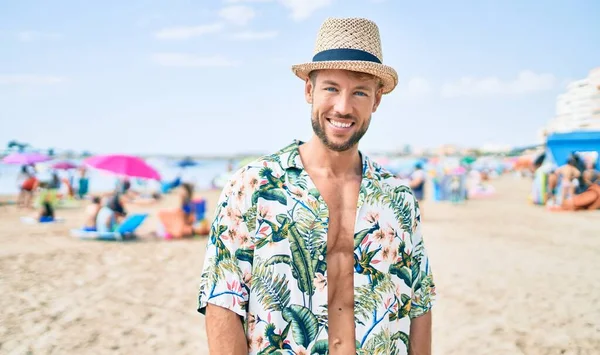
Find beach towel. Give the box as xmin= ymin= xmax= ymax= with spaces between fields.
xmin=20 ymin=216 xmax=65 ymax=224
xmin=71 ymin=213 xmax=148 ymax=241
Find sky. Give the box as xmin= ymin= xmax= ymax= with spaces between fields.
xmin=1 ymin=0 xmax=599 ymax=156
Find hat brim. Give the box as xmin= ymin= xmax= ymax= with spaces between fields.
xmin=291 ymin=60 xmax=398 ymax=94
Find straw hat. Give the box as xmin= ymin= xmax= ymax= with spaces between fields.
xmin=291 ymin=17 xmax=398 ymax=94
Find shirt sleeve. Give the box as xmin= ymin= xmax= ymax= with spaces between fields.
xmin=409 ymin=199 xmax=436 ymax=319
xmin=197 ymin=169 xmax=255 ymax=319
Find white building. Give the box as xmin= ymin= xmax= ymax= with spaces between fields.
xmin=539 ymin=67 xmax=600 ymax=141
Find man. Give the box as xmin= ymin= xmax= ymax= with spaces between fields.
xmin=197 ymin=17 xmax=436 ymax=355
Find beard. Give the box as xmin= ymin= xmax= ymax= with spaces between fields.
xmin=311 ymin=109 xmax=371 ymax=152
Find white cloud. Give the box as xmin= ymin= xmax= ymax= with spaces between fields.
xmin=154 ymin=23 xmax=224 ymax=40
xmin=441 ymin=70 xmax=558 ymax=98
xmin=222 ymin=0 xmax=332 ymax=21
xmin=17 ymin=31 xmax=61 ymax=42
xmin=227 ymin=30 xmax=278 ymax=40
xmin=0 ymin=75 xmax=66 ymax=85
xmin=152 ymin=53 xmax=240 ymax=67
xmin=278 ymin=0 xmax=334 ymax=21
xmin=218 ymin=5 xmax=256 ymax=26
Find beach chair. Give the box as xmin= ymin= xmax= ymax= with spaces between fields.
xmin=193 ymin=198 xmax=206 ymax=221
xmin=70 ymin=213 xmax=148 ymax=241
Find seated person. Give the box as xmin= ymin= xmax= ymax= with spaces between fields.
xmin=96 ymin=205 xmax=116 ymax=234
xmin=35 ymin=182 xmax=56 ymax=222
xmin=83 ymin=196 xmax=102 ymax=231
xmin=551 ymin=184 xmax=600 ymax=211
xmin=158 ymin=183 xmax=208 ymax=238
xmin=555 ymin=158 xmax=581 ymax=203
xmin=95 ymin=194 xmax=126 ymax=233
xmin=108 ymin=193 xmax=127 ymax=221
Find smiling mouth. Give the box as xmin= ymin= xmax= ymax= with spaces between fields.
xmin=327 ymin=118 xmax=355 ymax=128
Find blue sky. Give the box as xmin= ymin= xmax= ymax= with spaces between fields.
xmin=1 ymin=0 xmax=599 ymax=155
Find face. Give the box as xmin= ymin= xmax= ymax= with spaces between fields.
xmin=305 ymin=69 xmax=383 ymax=152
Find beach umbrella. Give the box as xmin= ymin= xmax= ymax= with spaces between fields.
xmin=83 ymin=154 xmax=161 ymax=180
xmin=2 ymin=152 xmax=51 ymax=165
xmin=460 ymin=156 xmax=476 ymax=165
xmin=52 ymin=161 xmax=79 ymax=170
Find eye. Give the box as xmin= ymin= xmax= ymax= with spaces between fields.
xmin=354 ymin=91 xmax=368 ymax=97
xmin=324 ymin=87 xmax=338 ymax=92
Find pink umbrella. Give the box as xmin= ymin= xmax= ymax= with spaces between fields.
xmin=2 ymin=152 xmax=51 ymax=165
xmin=83 ymin=154 xmax=161 ymax=180
xmin=52 ymin=161 xmax=79 ymax=170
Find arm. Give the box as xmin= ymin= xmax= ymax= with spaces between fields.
xmin=408 ymin=311 xmax=432 ymax=355
xmin=205 ymin=304 xmax=248 ymax=355
xmin=197 ymin=167 xmax=254 ymax=353
xmin=408 ymin=195 xmax=436 ymax=354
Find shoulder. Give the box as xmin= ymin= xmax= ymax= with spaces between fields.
xmin=367 ymin=157 xmax=417 ymax=201
xmin=220 ymin=148 xmax=290 ymax=200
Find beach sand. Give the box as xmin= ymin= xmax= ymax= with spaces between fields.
xmin=0 ymin=176 xmax=599 ymax=354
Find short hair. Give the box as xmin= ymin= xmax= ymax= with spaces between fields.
xmin=309 ymin=70 xmax=384 ymax=90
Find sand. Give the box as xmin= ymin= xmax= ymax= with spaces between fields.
xmin=0 ymin=176 xmax=599 ymax=355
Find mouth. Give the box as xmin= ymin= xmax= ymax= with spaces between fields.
xmin=326 ymin=118 xmax=355 ymax=129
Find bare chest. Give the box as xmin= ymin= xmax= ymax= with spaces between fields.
xmin=311 ymin=177 xmax=361 ymax=248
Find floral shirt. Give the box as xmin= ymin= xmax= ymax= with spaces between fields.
xmin=198 ymin=140 xmax=436 ymax=355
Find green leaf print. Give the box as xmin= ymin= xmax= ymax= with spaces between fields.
xmin=282 ymin=304 xmax=319 ymax=348
xmin=264 ymin=255 xmax=299 ymax=281
xmin=235 ymin=248 xmax=254 ymax=263
xmin=363 ymin=328 xmax=397 ymax=355
xmin=307 ymin=188 xmax=320 ymax=200
xmin=391 ymin=330 xmax=410 ymax=348
xmin=287 ymin=223 xmax=315 ymax=297
xmin=260 ymin=322 xmax=292 ymax=355
xmin=287 ymin=167 xmax=307 ymax=190
xmin=252 ymin=262 xmax=291 ymax=312
xmin=310 ymin=339 xmax=328 ymax=354
xmin=354 ymin=276 xmax=394 ymax=326
xmin=252 ymin=189 xmax=288 ymax=205
xmin=286 ymin=146 xmax=299 ymax=167
xmin=293 ymin=206 xmax=327 ymax=273
xmin=354 ymin=223 xmax=380 ymax=250
xmin=389 ymin=294 xmax=411 ymax=321
xmin=389 ymin=263 xmax=411 ymax=287
xmin=242 ymin=205 xmax=257 ymax=234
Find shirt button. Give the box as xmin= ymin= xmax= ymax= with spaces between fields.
xmin=318 ymin=255 xmax=324 ymax=261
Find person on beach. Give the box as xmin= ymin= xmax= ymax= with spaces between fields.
xmin=17 ymin=165 xmax=37 ymax=209
xmin=157 ymin=182 xmax=208 ymax=238
xmin=37 ymin=181 xmax=55 ymax=222
xmin=197 ymin=17 xmax=436 ymax=355
xmin=83 ymin=196 xmax=102 ymax=231
xmin=555 ymin=158 xmax=581 ymax=203
xmin=449 ymin=174 xmax=462 ymax=204
xmin=409 ymin=162 xmax=426 ymax=202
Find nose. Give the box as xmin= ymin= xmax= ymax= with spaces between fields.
xmin=332 ymin=92 xmax=353 ymax=117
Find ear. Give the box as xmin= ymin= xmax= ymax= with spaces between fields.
xmin=372 ymin=90 xmax=383 ymax=113
xmin=305 ymin=78 xmax=314 ymax=104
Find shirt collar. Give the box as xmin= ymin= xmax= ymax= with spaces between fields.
xmin=279 ymin=140 xmax=377 ymax=179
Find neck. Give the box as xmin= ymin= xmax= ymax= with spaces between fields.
xmin=299 ymin=136 xmax=363 ymax=177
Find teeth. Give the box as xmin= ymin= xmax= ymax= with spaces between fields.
xmin=329 ymin=120 xmax=352 ymax=128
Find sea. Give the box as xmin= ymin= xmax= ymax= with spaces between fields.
xmin=0 ymin=157 xmax=233 ymax=196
